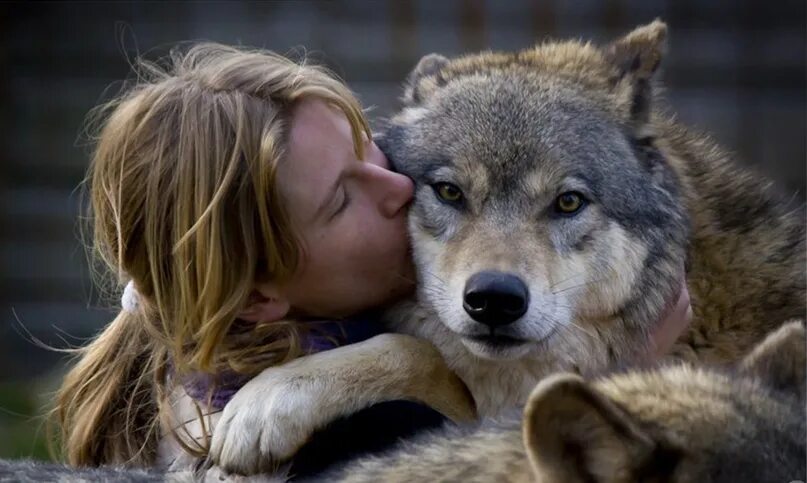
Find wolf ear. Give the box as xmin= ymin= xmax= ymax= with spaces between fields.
xmin=523 ymin=374 xmax=671 ymax=482
xmin=739 ymin=320 xmax=806 ymax=400
xmin=403 ymin=53 xmax=450 ymax=106
xmin=605 ymin=19 xmax=667 ymax=125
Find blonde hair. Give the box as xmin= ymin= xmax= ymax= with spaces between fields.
xmin=52 ymin=43 xmax=371 ymax=466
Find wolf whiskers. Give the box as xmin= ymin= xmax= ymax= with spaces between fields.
xmin=418 ymin=270 xmax=452 ymax=306
xmin=550 ymin=262 xmax=618 ymax=296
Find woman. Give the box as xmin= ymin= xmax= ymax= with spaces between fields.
xmin=53 ymin=43 xmax=463 ymax=469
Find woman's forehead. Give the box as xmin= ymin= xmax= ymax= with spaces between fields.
xmin=289 ymin=98 xmax=352 ymax=144
xmin=281 ymin=100 xmax=355 ymax=227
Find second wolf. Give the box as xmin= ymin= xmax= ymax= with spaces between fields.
xmin=323 ymin=322 xmax=806 ymax=483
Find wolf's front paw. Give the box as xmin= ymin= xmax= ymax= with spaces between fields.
xmin=207 ymin=372 xmax=313 ymax=475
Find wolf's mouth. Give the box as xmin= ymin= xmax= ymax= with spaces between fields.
xmin=466 ymin=334 xmax=527 ymax=347
xmin=460 ymin=332 xmax=533 ymax=360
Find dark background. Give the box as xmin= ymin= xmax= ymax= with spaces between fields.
xmin=0 ymin=0 xmax=804 ymax=459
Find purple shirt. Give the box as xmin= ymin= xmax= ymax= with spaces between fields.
xmin=181 ymin=316 xmax=384 ymax=409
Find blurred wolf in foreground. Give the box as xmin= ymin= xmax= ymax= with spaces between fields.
xmin=207 ymin=20 xmax=806 ymax=473
xmin=323 ymin=322 xmax=806 ymax=483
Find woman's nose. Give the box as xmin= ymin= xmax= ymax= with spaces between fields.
xmin=363 ymin=162 xmax=414 ymax=218
xmin=366 ymin=143 xmax=415 ymax=217
xmin=378 ymin=167 xmax=414 ymax=218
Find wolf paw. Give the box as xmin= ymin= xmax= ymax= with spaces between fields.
xmin=207 ymin=371 xmax=313 ymax=476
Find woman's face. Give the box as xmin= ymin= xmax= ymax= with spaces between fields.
xmin=276 ymin=98 xmax=416 ymax=318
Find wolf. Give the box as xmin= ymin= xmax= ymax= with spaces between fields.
xmin=377 ymin=18 xmax=805 ymax=414
xmin=321 ymin=321 xmax=806 ymax=483
xmin=206 ymin=20 xmax=806 ymax=475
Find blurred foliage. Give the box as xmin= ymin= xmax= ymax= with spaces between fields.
xmin=0 ymin=380 xmax=55 ymax=461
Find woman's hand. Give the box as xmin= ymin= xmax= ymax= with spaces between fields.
xmin=207 ymin=333 xmax=476 ymax=476
xmin=645 ymin=279 xmax=692 ymax=362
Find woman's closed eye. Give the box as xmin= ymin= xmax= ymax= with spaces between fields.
xmin=331 ymin=187 xmax=351 ymax=219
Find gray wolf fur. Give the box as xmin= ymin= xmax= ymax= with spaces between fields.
xmin=206 ymin=21 xmax=806 ymax=474
xmin=0 ymin=459 xmax=163 ymax=482
xmin=323 ymin=321 xmax=806 ymax=483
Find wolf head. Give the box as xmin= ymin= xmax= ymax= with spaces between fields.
xmin=524 ymin=321 xmax=806 ymax=483
xmin=379 ymin=21 xmax=688 ymax=364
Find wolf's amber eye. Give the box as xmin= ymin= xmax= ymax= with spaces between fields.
xmin=433 ymin=182 xmax=464 ymax=204
xmin=555 ymin=191 xmax=585 ymax=214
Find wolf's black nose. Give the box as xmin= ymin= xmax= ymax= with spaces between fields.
xmin=463 ymin=271 xmax=529 ymax=327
